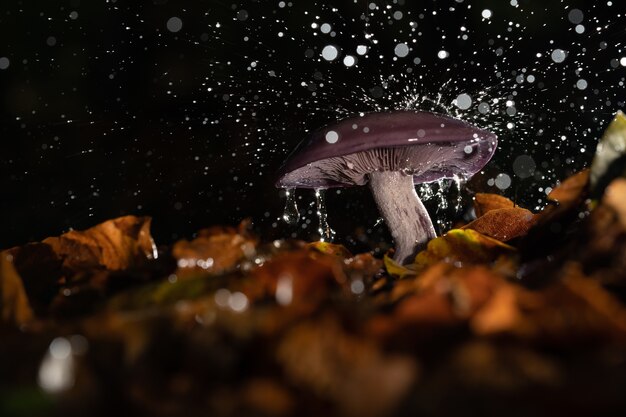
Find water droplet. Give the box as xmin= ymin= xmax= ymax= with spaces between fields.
xmin=315 ymin=189 xmax=336 ymax=242
xmin=282 ymin=188 xmax=300 ymax=225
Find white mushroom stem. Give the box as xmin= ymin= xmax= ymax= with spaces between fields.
xmin=368 ymin=171 xmax=437 ymax=265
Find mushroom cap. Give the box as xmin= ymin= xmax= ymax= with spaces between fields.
xmin=275 ymin=111 xmax=497 ymax=189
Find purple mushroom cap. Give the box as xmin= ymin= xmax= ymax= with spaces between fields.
xmin=275 ymin=111 xmax=497 ymax=188
xmin=275 ymin=110 xmax=498 ymax=265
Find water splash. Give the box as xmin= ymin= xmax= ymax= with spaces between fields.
xmin=314 ymin=188 xmax=336 ymax=242
xmin=282 ymin=188 xmax=300 ymax=225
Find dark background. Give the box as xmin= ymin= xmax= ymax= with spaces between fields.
xmin=0 ymin=0 xmax=624 ymax=250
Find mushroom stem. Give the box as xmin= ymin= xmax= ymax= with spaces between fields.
xmin=368 ymin=171 xmax=436 ymax=264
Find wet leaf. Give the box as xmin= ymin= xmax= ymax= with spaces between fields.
xmin=277 ymin=316 xmax=417 ymax=417
xmin=173 ymin=222 xmax=257 ymax=278
xmin=546 ymin=169 xmax=589 ymax=205
xmin=602 ymin=178 xmax=626 ymax=227
xmin=383 ymin=254 xmax=417 ymax=279
xmin=0 ymin=253 xmax=35 ymax=326
xmin=463 ymin=207 xmax=535 ymax=242
xmin=306 ymin=241 xmax=352 ymax=258
xmin=43 ymin=216 xmax=157 ymax=273
xmin=473 ymin=193 xmax=515 ymax=218
xmin=590 ymin=110 xmax=626 ymax=191
xmin=412 ymin=229 xmax=515 ymax=272
xmin=249 ymin=250 xmax=347 ymax=306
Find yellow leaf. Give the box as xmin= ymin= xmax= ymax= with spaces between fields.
xmin=307 ymin=241 xmax=352 ymax=258
xmin=383 ymin=254 xmax=417 ymax=279
xmin=413 ymin=229 xmax=515 ymax=272
xmin=0 ymin=252 xmax=35 ymax=326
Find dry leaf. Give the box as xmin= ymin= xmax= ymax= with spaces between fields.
xmin=463 ymin=207 xmax=535 ymax=242
xmin=306 ymin=241 xmax=352 ymax=258
xmin=0 ymin=253 xmax=35 ymax=326
xmin=44 ymin=216 xmax=157 ymax=272
xmin=473 ymin=193 xmax=515 ymax=217
xmin=173 ymin=223 xmax=257 ymax=277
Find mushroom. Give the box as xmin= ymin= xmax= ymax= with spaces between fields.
xmin=275 ymin=111 xmax=497 ymax=264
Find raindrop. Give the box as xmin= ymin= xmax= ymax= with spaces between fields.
xmin=236 ymin=10 xmax=249 ymax=21
xmin=478 ymin=102 xmax=491 ymax=114
xmin=356 ymin=45 xmax=368 ymax=55
xmin=46 ymin=36 xmax=57 ymax=46
xmin=69 ymin=11 xmax=78 ymax=20
xmin=166 ymin=17 xmax=183 ymax=33
xmin=320 ymin=23 xmax=331 ymax=33
xmin=495 ymin=173 xmax=512 ymax=190
xmin=393 ymin=11 xmax=403 ymax=20
xmin=576 ymin=79 xmax=588 ymax=90
xmin=481 ymin=9 xmax=492 ymax=19
xmin=575 ymin=24 xmax=585 ymax=34
xmin=343 ymin=55 xmax=356 ymax=67
xmin=282 ymin=189 xmax=300 ymax=225
xmin=512 ymin=155 xmax=536 ymax=178
xmin=437 ymin=50 xmax=449 ymax=59
xmin=0 ymin=57 xmax=9 ymax=70
xmin=567 ymin=9 xmax=584 ymax=24
xmin=620 ymin=57 xmax=626 ymax=67
xmin=394 ymin=43 xmax=409 ymax=58
xmin=321 ymin=45 xmax=339 ymax=61
xmin=551 ymin=49 xmax=567 ymax=63
xmin=325 ymin=130 xmax=339 ymax=143
xmin=454 ymin=93 xmax=472 ymax=110
xmin=315 ymin=189 xmax=336 ymax=242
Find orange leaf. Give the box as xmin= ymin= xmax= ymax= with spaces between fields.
xmin=173 ymin=226 xmax=256 ymax=277
xmin=463 ymin=207 xmax=536 ymax=242
xmin=547 ymin=169 xmax=589 ymax=205
xmin=43 ymin=215 xmax=157 ymax=272
xmin=473 ymin=193 xmax=514 ymax=218
xmin=0 ymin=252 xmax=34 ymax=326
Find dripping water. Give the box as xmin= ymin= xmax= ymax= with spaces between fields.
xmin=314 ymin=189 xmax=336 ymax=242
xmin=282 ymin=188 xmax=300 ymax=225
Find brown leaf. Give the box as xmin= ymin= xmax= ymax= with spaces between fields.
xmin=463 ymin=207 xmax=536 ymax=242
xmin=0 ymin=253 xmax=35 ymax=326
xmin=249 ymin=251 xmax=347 ymax=306
xmin=602 ymin=178 xmax=626 ymax=228
xmin=173 ymin=223 xmax=257 ymax=277
xmin=473 ymin=193 xmax=515 ymax=218
xmin=277 ymin=316 xmax=417 ymax=417
xmin=43 ymin=215 xmax=157 ymax=272
xmin=546 ymin=169 xmax=589 ymax=205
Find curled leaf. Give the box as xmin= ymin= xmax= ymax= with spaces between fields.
xmin=43 ymin=216 xmax=157 ymax=272
xmin=413 ymin=229 xmax=515 ymax=272
xmin=173 ymin=223 xmax=257 ymax=277
xmin=547 ymin=169 xmax=589 ymax=205
xmin=590 ymin=110 xmax=626 ymax=191
xmin=463 ymin=207 xmax=535 ymax=242
xmin=473 ymin=193 xmax=515 ymax=218
xmin=306 ymin=241 xmax=352 ymax=258
xmin=0 ymin=253 xmax=34 ymax=326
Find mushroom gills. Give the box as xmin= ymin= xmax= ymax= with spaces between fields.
xmin=368 ymin=171 xmax=436 ymax=264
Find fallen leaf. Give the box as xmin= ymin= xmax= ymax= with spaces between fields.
xmin=590 ymin=110 xmax=626 ymax=191
xmin=0 ymin=253 xmax=35 ymax=326
xmin=547 ymin=169 xmax=590 ymax=205
xmin=249 ymin=250 xmax=347 ymax=306
xmin=473 ymin=193 xmax=515 ymax=218
xmin=602 ymin=178 xmax=626 ymax=227
xmin=43 ymin=216 xmax=157 ymax=272
xmin=277 ymin=316 xmax=417 ymax=417
xmin=306 ymin=241 xmax=352 ymax=258
xmin=412 ymin=229 xmax=515 ymax=273
xmin=173 ymin=222 xmax=257 ymax=278
xmin=463 ymin=207 xmax=535 ymax=242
